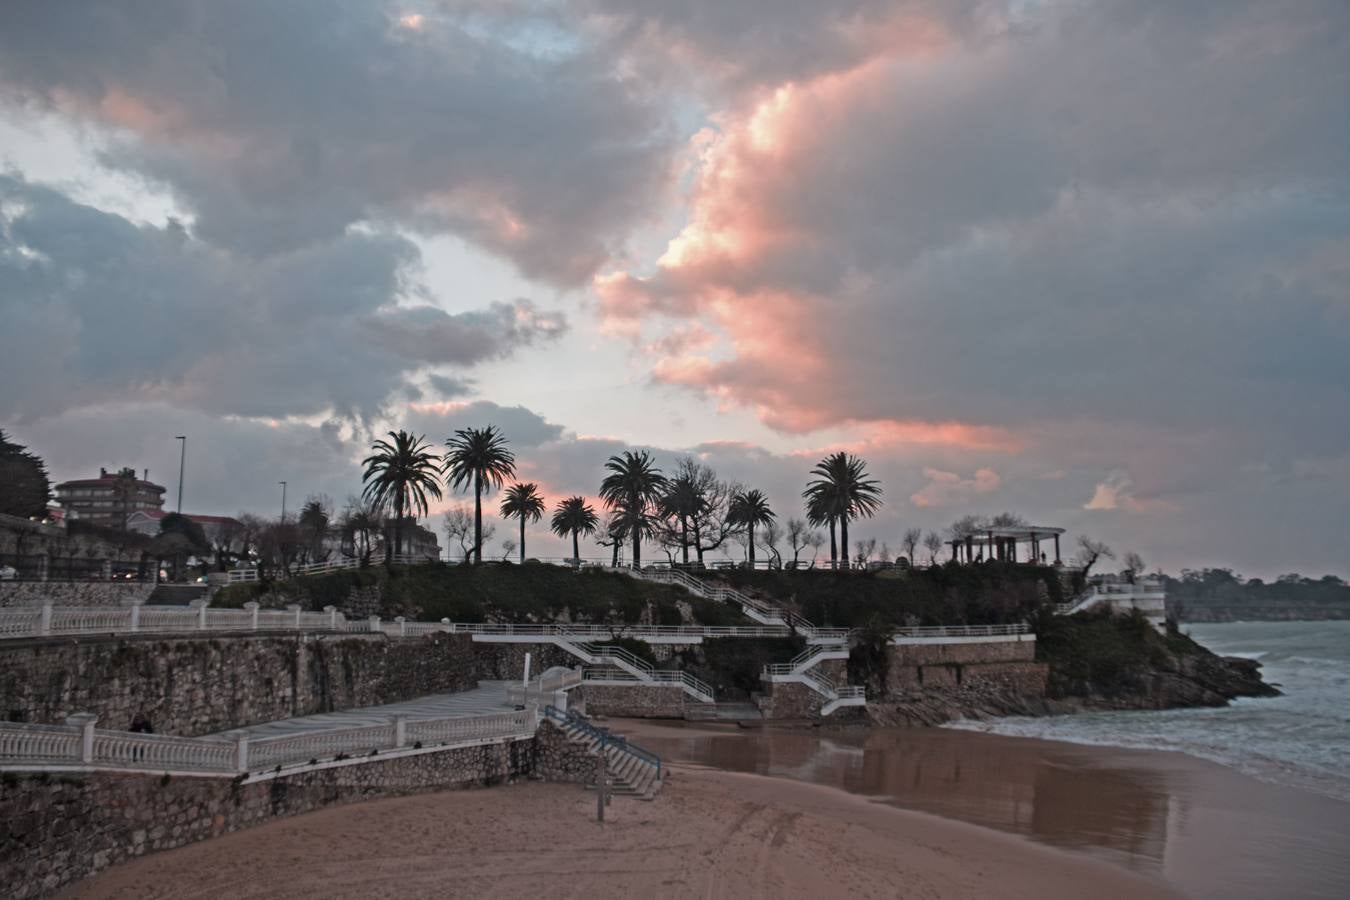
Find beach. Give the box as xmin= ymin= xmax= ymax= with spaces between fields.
xmin=63 ymin=766 xmax=1177 ymax=900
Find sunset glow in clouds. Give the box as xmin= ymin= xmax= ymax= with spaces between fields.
xmin=1 ymin=1 xmax=1348 ymax=575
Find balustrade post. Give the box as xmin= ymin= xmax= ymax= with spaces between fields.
xmin=245 ymin=601 xmax=260 ymax=630
xmin=190 ymin=597 xmax=208 ymax=630
xmin=66 ymin=713 xmax=97 ymax=763
xmin=39 ymin=602 xmax=53 ymax=636
xmin=235 ymin=734 xmax=250 ymax=772
xmin=102 ymin=559 xmax=113 ymax=582
xmin=324 ymin=605 xmax=338 ymax=630
xmin=393 ymin=715 xmax=407 ymax=747
xmin=287 ymin=603 xmax=302 ymax=629
xmin=395 ymin=616 xmax=406 ymax=637
xmin=128 ymin=600 xmax=142 ymax=633
xmin=37 ymin=554 xmax=49 ymax=583
xmin=369 ymin=615 xmax=382 ymax=634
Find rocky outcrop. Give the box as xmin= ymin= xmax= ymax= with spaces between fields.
xmin=1045 ymin=651 xmax=1278 ymax=712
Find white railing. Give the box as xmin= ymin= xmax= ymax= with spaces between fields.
xmin=0 ymin=707 xmax=539 ymax=776
xmin=226 ymin=553 xmax=433 ymax=583
xmin=444 ymin=622 xmax=791 ymax=639
xmin=580 ymin=667 xmax=716 ymax=704
xmin=890 ymin=623 xmax=1032 ymax=639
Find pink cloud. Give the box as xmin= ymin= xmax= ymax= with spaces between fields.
xmin=909 ymin=466 xmax=1001 ymax=508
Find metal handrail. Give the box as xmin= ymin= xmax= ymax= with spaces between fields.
xmin=542 ymin=705 xmax=661 ymax=777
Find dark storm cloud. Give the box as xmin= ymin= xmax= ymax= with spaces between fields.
xmin=0 ymin=175 xmax=564 ymax=421
xmin=0 ymin=0 xmax=672 ymax=285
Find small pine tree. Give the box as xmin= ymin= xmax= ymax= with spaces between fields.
xmin=0 ymin=430 xmax=52 ymax=518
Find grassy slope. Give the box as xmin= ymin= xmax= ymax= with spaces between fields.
xmin=215 ymin=562 xmax=750 ymax=626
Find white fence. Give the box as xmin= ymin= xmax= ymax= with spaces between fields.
xmin=889 ymin=623 xmax=1032 ymax=639
xmin=0 ymin=708 xmax=538 ymax=776
xmin=226 ymin=554 xmax=432 ymax=583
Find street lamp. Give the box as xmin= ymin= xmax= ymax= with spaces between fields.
xmin=175 ymin=436 xmax=187 ymax=514
xmin=279 ymin=481 xmax=288 ymax=523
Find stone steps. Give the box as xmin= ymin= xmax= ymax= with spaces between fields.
xmin=559 ymin=721 xmax=662 ymax=800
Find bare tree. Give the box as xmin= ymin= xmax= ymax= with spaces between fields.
xmin=759 ymin=519 xmax=784 ymax=569
xmin=785 ymin=518 xmax=816 ymax=569
xmin=1076 ymin=535 xmax=1115 ymax=576
xmin=1123 ymin=550 xmax=1145 ymax=583
xmin=854 ymin=537 xmax=877 ymax=567
xmin=900 ymin=527 xmax=921 ymax=565
xmin=806 ymin=531 xmax=826 ymax=568
xmin=443 ymin=506 xmax=475 ymax=562
xmin=922 ymin=531 xmax=943 ymax=565
xmin=499 ymin=538 xmax=516 ymax=561
xmin=656 ymin=459 xmax=740 ymax=565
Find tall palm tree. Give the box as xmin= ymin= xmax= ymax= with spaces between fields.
xmin=361 ymin=431 xmax=444 ymax=563
xmin=728 ymin=488 xmax=776 ymax=567
xmin=599 ymin=450 xmax=668 ymax=569
xmin=444 ymin=426 xmax=516 ymax=564
xmin=550 ymin=496 xmax=599 ymax=565
xmin=500 ymin=482 xmax=546 ymax=562
xmin=803 ymin=452 xmax=882 ymax=570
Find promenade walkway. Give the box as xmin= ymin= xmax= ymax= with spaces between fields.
xmin=203 ymin=681 xmax=517 ymax=744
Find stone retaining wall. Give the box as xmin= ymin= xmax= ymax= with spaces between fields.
xmin=472 ymin=643 xmax=579 ymax=681
xmin=884 ymin=638 xmax=1046 ymax=697
xmin=890 ymin=637 xmax=1036 ymax=666
xmin=572 ymin=684 xmax=688 ymax=718
xmin=533 ymin=719 xmax=596 ymax=781
xmin=0 ymin=632 xmax=477 ymax=736
xmin=0 ymin=582 xmax=155 ymax=609
xmin=0 ymin=738 xmax=536 ymax=898
xmin=754 ymin=681 xmax=822 ymax=719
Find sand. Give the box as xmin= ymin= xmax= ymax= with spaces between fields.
xmin=64 ymin=766 xmax=1179 ymax=900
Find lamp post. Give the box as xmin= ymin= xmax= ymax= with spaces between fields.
xmin=174 ymin=436 xmax=187 ymax=514
xmin=279 ymin=481 xmax=287 ymax=524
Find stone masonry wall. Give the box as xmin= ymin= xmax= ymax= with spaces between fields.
xmin=890 ymin=638 xmax=1037 ymax=666
xmin=884 ymin=638 xmax=1046 ymax=697
xmin=0 ymin=738 xmax=536 ymax=898
xmin=0 ymin=632 xmax=477 ymax=736
xmin=755 ymin=681 xmax=823 ymax=719
xmin=472 ymin=642 xmax=578 ymax=682
xmin=572 ymin=684 xmax=688 ymax=718
xmin=533 ymin=719 xmax=596 ymax=782
xmin=0 ymin=582 xmax=155 ymax=609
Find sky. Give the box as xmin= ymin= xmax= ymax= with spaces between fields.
xmin=1 ymin=1 xmax=1347 ymax=578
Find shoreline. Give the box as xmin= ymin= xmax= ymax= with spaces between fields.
xmin=612 ymin=717 xmax=1350 ymax=900
xmin=62 ymin=765 xmax=1179 ymax=900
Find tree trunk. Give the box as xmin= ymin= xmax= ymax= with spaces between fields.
xmin=393 ymin=493 xmax=405 ymax=564
xmin=473 ymin=473 xmax=482 ymax=565
xmin=680 ymin=515 xmax=689 ymax=565
xmin=828 ymin=519 xmax=837 ymax=569
xmin=840 ymin=515 xmax=850 ymax=570
xmin=611 ymin=540 xmax=619 ymax=567
xmin=748 ymin=522 xmax=756 ymax=566
xmin=572 ymin=529 xmax=580 ymax=565
xmin=519 ymin=515 xmax=525 ymax=563
xmin=693 ymin=520 xmax=704 ymax=565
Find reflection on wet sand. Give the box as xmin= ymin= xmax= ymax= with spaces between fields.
xmin=627 ymin=722 xmax=1350 ymax=900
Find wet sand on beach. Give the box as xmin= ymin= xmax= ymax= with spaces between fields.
xmin=63 ymin=767 xmax=1176 ymax=900
xmin=615 ymin=719 xmax=1350 ymax=900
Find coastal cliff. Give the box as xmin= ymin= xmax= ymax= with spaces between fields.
xmin=868 ymin=610 xmax=1277 ymax=727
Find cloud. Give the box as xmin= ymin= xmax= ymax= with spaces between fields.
xmin=0 ymin=0 xmax=673 ymax=285
xmin=910 ymin=467 xmax=1001 ymax=508
xmin=0 ymin=175 xmax=559 ymax=422
xmin=1084 ymin=468 xmax=1174 ymax=513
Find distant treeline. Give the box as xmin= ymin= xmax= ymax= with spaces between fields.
xmin=1165 ymin=569 xmax=1350 ymax=622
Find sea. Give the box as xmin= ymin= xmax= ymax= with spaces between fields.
xmin=948 ymin=619 xmax=1350 ymax=802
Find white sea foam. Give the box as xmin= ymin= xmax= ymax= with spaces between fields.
xmin=947 ymin=620 xmax=1350 ymax=802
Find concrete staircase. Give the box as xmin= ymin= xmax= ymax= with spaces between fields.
xmin=546 ymin=708 xmax=663 ymax=800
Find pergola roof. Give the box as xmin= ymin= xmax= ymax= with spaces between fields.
xmin=954 ymin=525 xmax=1065 ymax=545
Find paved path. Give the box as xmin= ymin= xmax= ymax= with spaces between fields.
xmin=204 ymin=681 xmax=517 ymax=742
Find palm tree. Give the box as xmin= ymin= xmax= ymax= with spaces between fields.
xmin=803 ymin=452 xmax=882 ymax=570
xmin=361 ymin=431 xmax=444 ymax=563
xmin=500 ymin=482 xmax=546 ymax=563
xmin=444 ymin=426 xmax=516 ymax=564
xmin=551 ymin=496 xmax=599 ymax=565
xmin=599 ymin=450 xmax=668 ymax=569
xmin=728 ymin=488 xmax=776 ymax=567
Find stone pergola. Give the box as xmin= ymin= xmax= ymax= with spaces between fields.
xmin=948 ymin=525 xmax=1066 ymax=566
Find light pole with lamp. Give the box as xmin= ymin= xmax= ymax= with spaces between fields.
xmin=278 ymin=481 xmax=288 ymax=523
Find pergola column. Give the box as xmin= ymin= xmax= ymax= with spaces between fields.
xmin=1054 ymin=534 xmax=1061 ymax=564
